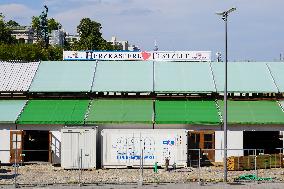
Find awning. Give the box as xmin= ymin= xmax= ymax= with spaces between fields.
xmin=16 ymin=100 xmax=89 ymax=125
xmin=267 ymin=63 xmax=284 ymax=92
xmin=29 ymin=61 xmax=96 ymax=92
xmin=92 ymin=61 xmax=153 ymax=92
xmin=86 ymin=100 xmax=153 ymax=124
xmin=0 ymin=100 xmax=27 ymax=123
xmin=154 ymin=62 xmax=216 ymax=93
xmin=211 ymin=62 xmax=278 ymax=93
xmin=155 ymin=100 xmax=221 ymax=125
xmin=218 ymin=100 xmax=284 ymax=124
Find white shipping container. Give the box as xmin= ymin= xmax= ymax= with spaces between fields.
xmin=0 ymin=129 xmax=11 ymax=164
xmin=101 ymin=129 xmax=187 ymax=168
xmin=61 ymin=127 xmax=97 ymax=169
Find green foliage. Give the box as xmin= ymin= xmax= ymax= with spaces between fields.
xmin=75 ymin=18 xmax=116 ymax=51
xmin=31 ymin=16 xmax=60 ymax=45
xmin=31 ymin=16 xmax=41 ymax=40
xmin=48 ymin=18 xmax=60 ymax=33
xmin=6 ymin=20 xmax=20 ymax=27
xmin=0 ymin=43 xmax=63 ymax=61
xmin=0 ymin=12 xmax=118 ymax=61
xmin=0 ymin=13 xmax=17 ymax=44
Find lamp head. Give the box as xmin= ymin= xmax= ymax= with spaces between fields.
xmin=216 ymin=7 xmax=237 ymax=17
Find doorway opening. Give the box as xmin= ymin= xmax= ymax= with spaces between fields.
xmin=243 ymin=131 xmax=282 ymax=155
xmin=23 ymin=130 xmax=50 ymax=162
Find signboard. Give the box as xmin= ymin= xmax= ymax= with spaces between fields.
xmin=63 ymin=51 xmax=211 ymax=62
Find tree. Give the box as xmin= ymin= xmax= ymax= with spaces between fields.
xmin=0 ymin=43 xmax=63 ymax=61
xmin=48 ymin=18 xmax=60 ymax=33
xmin=75 ymin=18 xmax=115 ymax=50
xmin=31 ymin=16 xmax=41 ymax=40
xmin=32 ymin=17 xmax=60 ymax=34
xmin=6 ymin=20 xmax=20 ymax=27
xmin=0 ymin=13 xmax=17 ymax=44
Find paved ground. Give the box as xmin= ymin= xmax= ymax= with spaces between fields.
xmin=2 ymin=182 xmax=284 ymax=189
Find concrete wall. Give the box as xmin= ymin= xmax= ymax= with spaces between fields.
xmin=215 ymin=131 xmax=243 ymax=162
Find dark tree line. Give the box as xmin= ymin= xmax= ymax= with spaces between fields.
xmin=0 ymin=8 xmax=118 ymax=61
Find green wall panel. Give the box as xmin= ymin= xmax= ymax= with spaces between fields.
xmin=17 ymin=100 xmax=89 ymax=125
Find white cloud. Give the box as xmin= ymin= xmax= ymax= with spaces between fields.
xmin=0 ymin=3 xmax=37 ymax=24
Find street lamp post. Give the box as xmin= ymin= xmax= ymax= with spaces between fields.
xmin=216 ymin=7 xmax=236 ymax=183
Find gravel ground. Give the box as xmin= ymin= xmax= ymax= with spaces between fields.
xmin=1 ymin=164 xmax=284 ymax=186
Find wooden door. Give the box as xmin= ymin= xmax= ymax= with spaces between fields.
xmin=188 ymin=131 xmax=215 ymax=165
xmin=10 ymin=131 xmax=24 ymax=163
xmin=201 ymin=132 xmax=215 ymax=162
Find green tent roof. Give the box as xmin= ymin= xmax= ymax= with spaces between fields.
xmin=267 ymin=63 xmax=284 ymax=92
xmin=17 ymin=100 xmax=89 ymax=125
xmin=0 ymin=100 xmax=27 ymax=123
xmin=155 ymin=100 xmax=221 ymax=125
xmin=218 ymin=100 xmax=284 ymax=124
xmin=86 ymin=100 xmax=153 ymax=124
xmin=154 ymin=62 xmax=216 ymax=93
xmin=92 ymin=61 xmax=153 ymax=92
xmin=212 ymin=62 xmax=278 ymax=93
xmin=29 ymin=61 xmax=96 ymax=92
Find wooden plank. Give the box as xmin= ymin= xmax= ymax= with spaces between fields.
xmin=227 ymin=154 xmax=283 ymax=171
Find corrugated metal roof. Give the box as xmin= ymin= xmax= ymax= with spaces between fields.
xmin=0 ymin=62 xmax=39 ymax=92
xmin=218 ymin=100 xmax=284 ymax=124
xmin=155 ymin=100 xmax=220 ymax=124
xmin=267 ymin=63 xmax=284 ymax=92
xmin=86 ymin=100 xmax=153 ymax=124
xmin=29 ymin=61 xmax=96 ymax=92
xmin=155 ymin=62 xmax=216 ymax=92
xmin=92 ymin=61 xmax=153 ymax=92
xmin=17 ymin=100 xmax=89 ymax=125
xmin=211 ymin=62 xmax=278 ymax=93
xmin=0 ymin=100 xmax=27 ymax=123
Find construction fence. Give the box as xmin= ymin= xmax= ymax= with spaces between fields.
xmin=1 ymin=148 xmax=284 ymax=187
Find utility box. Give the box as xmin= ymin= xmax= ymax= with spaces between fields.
xmin=101 ymin=129 xmax=187 ymax=168
xmin=61 ymin=127 xmax=97 ymax=169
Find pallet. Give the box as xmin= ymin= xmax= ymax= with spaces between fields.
xmin=227 ymin=154 xmax=283 ymax=171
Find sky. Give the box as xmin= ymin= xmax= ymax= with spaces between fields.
xmin=0 ymin=0 xmax=283 ymax=61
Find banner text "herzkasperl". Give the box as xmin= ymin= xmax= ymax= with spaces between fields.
xmin=63 ymin=51 xmax=211 ymax=62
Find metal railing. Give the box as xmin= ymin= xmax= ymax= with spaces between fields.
xmin=1 ymin=148 xmax=284 ymax=187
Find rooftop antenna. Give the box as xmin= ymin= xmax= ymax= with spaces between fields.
xmin=153 ymin=40 xmax=158 ymax=51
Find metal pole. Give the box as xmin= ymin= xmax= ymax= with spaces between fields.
xmin=14 ymin=133 xmax=18 ymax=188
xmin=142 ymin=149 xmax=144 ymax=179
xmin=216 ymin=7 xmax=236 ymax=182
xmin=138 ymin=134 xmax=143 ymax=187
xmin=78 ymin=148 xmax=82 ymax=186
xmin=223 ymin=13 xmax=228 ymax=183
xmin=198 ymin=149 xmax=201 ymax=184
xmin=80 ymin=149 xmax=83 ymax=186
xmin=254 ymin=149 xmax=258 ymax=180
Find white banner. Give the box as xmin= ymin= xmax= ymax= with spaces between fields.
xmin=63 ymin=51 xmax=211 ymax=62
